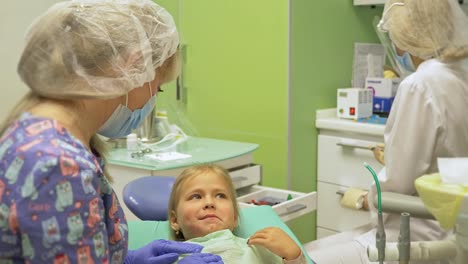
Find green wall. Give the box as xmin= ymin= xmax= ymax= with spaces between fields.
xmin=156 ymin=0 xmax=289 ymax=190
xmin=289 ymin=2 xmax=382 ymax=243
xmin=180 ymin=0 xmax=289 ymax=190
xmin=155 ymin=0 xmax=383 ymax=244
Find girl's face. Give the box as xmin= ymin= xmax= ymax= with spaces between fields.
xmin=170 ymin=172 xmax=238 ymax=240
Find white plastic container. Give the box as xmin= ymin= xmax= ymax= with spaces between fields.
xmin=337 ymin=88 xmax=373 ymax=120
xmin=126 ymin=133 xmax=138 ymax=152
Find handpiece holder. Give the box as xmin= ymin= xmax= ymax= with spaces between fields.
xmin=368 ymin=192 xmax=467 ymax=263
xmin=368 ymin=239 xmax=457 ymax=262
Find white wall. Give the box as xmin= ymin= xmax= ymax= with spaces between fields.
xmin=0 ymin=1 xmax=61 ymax=121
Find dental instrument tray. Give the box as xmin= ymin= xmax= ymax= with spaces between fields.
xmin=237 ymin=185 xmax=316 ymax=222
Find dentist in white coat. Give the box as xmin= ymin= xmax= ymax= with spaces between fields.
xmin=308 ymin=0 xmax=468 ymax=263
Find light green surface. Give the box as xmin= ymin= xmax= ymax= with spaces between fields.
xmin=289 ymin=2 xmax=383 ymax=243
xmin=107 ymin=137 xmax=258 ymax=170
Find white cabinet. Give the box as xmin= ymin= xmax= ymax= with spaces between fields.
xmin=315 ymin=109 xmax=384 ymax=238
xmin=318 ymin=135 xmax=382 ymax=188
xmin=229 ymin=164 xmax=262 ymax=189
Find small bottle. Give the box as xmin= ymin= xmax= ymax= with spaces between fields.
xmin=126 ymin=133 xmax=138 ymax=152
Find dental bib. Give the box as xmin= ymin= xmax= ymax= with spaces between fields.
xmin=181 ymin=229 xmax=283 ymax=264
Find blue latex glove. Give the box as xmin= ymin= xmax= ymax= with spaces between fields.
xmin=124 ymin=239 xmax=203 ymax=264
xmin=179 ymin=253 xmax=224 ymax=264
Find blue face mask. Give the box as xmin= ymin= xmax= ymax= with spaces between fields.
xmin=98 ymin=91 xmax=156 ymax=139
xmin=393 ymin=44 xmax=416 ymax=73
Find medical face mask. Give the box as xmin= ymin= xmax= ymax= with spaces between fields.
xmin=98 ymin=87 xmax=156 ymax=139
xmin=393 ymin=44 xmax=416 ymax=73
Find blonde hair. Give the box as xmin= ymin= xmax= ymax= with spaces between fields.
xmin=168 ymin=164 xmax=240 ymax=241
xmin=386 ymin=0 xmax=468 ymax=61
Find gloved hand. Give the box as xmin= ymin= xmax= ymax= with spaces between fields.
xmin=371 ymin=143 xmax=385 ymax=165
xmin=179 ymin=253 xmax=224 ymax=264
xmin=124 ymin=239 xmax=203 ymax=264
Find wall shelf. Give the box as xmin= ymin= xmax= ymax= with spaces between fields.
xmin=353 ymin=0 xmax=386 ymax=5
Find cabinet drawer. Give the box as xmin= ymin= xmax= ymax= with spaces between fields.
xmin=317 ymin=182 xmax=370 ymax=232
xmin=237 ymin=185 xmax=317 ymax=222
xmin=229 ymin=164 xmax=261 ymax=189
xmin=318 ymin=134 xmax=383 ymax=188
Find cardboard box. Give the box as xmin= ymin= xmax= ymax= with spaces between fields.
xmin=365 ymin=77 xmax=400 ymax=113
xmin=365 ymin=77 xmax=399 ymax=97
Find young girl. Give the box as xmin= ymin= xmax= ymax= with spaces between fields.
xmin=168 ymin=164 xmax=307 ymax=264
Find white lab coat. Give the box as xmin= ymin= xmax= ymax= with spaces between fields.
xmin=307 ymin=58 xmax=468 ymax=264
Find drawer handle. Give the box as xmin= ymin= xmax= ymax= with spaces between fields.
xmin=336 ymin=141 xmax=372 ymax=150
xmin=232 ymin=176 xmax=248 ymax=182
xmin=278 ymin=204 xmax=307 ymax=216
xmin=336 ymin=190 xmax=345 ymax=196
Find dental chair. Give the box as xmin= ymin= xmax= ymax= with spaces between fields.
xmin=123 ymin=175 xmax=175 ymax=221
xmin=366 ymin=174 xmax=468 ymax=264
xmin=122 ymin=176 xmax=316 ymax=264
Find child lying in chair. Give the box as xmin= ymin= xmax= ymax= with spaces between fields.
xmin=168 ymin=164 xmax=307 ymax=264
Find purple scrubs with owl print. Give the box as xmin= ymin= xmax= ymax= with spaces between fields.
xmin=0 ymin=113 xmax=128 ymax=263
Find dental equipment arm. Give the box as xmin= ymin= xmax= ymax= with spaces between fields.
xmin=363 ymin=164 xmax=456 ymax=263
xmin=368 ymin=194 xmax=458 ymax=263
xmin=372 ymin=192 xmax=435 ymax=220
xmin=367 ymin=175 xmax=468 ymax=264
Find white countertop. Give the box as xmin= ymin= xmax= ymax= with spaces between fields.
xmin=316 ymin=108 xmax=385 ymax=136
